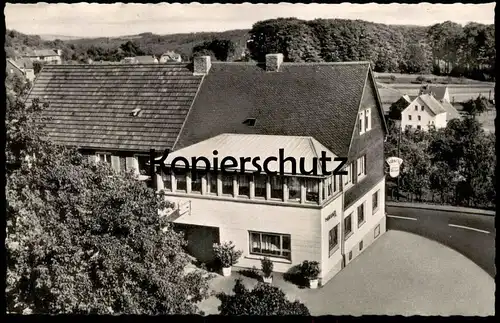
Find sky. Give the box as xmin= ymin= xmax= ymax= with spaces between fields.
xmin=5 ymin=2 xmax=496 ymax=38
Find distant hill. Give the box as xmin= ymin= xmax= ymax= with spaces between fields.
xmin=64 ymin=29 xmax=250 ymax=60
xmin=38 ymin=34 xmax=88 ymax=41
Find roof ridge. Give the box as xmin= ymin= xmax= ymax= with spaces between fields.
xmin=220 ymin=133 xmax=314 ymax=140
xmin=210 ymin=61 xmax=371 ymax=66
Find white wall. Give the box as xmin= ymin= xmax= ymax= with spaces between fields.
xmin=169 ymin=194 xmax=322 ymax=273
xmin=434 ymin=112 xmax=447 ymax=129
xmin=319 ymin=193 xmax=343 ymax=283
xmin=401 ymin=97 xmax=436 ymax=131
xmin=343 ymin=178 xmax=386 ymax=266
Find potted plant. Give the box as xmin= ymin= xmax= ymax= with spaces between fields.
xmin=261 ymin=257 xmax=274 ymax=284
xmin=300 ymin=260 xmax=320 ymax=289
xmin=213 ymin=241 xmax=243 ymax=277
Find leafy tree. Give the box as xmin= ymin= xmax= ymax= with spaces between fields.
xmin=192 ymin=38 xmax=236 ymax=61
xmin=6 ymin=96 xmax=213 ymax=314
xmin=33 ymin=61 xmax=46 ymax=75
xmin=120 ymin=41 xmax=145 ymax=57
xmin=400 ymin=43 xmax=430 ymax=74
xmin=217 ymin=279 xmax=310 ymax=315
xmin=462 ymin=95 xmax=489 ymax=118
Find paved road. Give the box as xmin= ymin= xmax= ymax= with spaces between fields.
xmin=386 ymin=206 xmax=496 ymax=277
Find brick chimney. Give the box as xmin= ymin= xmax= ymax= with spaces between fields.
xmin=193 ymin=56 xmax=211 ymax=75
xmin=266 ymin=53 xmax=284 ymax=72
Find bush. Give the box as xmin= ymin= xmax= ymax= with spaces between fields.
xmin=416 ymin=75 xmax=426 ymax=83
xmin=213 ymin=241 xmax=243 ymax=268
xmin=217 ymin=279 xmax=310 ymax=315
xmin=389 ymin=75 xmax=397 ymax=81
xmin=300 ymin=260 xmax=320 ymax=280
xmin=261 ymin=257 xmax=273 ymax=278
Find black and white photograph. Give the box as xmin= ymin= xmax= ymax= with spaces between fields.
xmin=4 ymin=2 xmax=495 ymax=316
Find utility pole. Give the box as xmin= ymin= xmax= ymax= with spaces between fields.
xmin=397 ymin=124 xmax=401 ymax=201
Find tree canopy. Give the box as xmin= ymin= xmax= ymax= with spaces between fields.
xmin=5 ymin=76 xmax=213 ymax=314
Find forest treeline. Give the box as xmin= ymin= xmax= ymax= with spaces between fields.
xmin=5 ymin=18 xmax=495 ymax=81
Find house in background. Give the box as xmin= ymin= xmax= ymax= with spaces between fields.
xmin=23 ymin=49 xmax=62 ymax=64
xmin=121 ymin=55 xmax=159 ymax=64
xmin=155 ymin=55 xmax=388 ymax=285
xmin=419 ymin=85 xmax=450 ymax=103
xmin=159 ymin=51 xmax=182 ymax=63
xmin=7 ymin=58 xmax=36 ymax=82
xmin=28 ymin=55 xmax=389 ymax=286
xmin=400 ymin=94 xmax=448 ymax=131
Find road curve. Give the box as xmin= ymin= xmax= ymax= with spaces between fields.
xmin=386 ymin=205 xmax=496 ymax=278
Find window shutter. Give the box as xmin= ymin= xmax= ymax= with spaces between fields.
xmin=365 ymin=108 xmax=371 ymax=131
xmin=119 ymin=156 xmax=126 ymax=172
xmin=111 ymin=156 xmax=120 ymax=172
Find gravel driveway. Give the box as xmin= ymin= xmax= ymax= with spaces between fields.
xmin=198 ymin=230 xmax=495 ymax=316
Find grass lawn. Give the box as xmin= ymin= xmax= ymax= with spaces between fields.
xmin=374 ymin=72 xmax=494 ymax=86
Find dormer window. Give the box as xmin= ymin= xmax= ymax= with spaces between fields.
xmin=243 ymin=118 xmax=256 ymax=127
xmin=130 ymin=108 xmax=143 ymax=117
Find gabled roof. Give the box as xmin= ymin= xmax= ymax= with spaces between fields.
xmin=135 ymin=56 xmax=157 ymax=63
xmin=14 ymin=57 xmax=34 ymax=69
xmin=441 ymin=101 xmax=461 ymax=121
xmin=175 ymin=61 xmax=374 ymax=156
xmin=421 ymin=85 xmax=447 ymax=101
xmin=413 ymin=94 xmax=447 ymax=115
xmin=24 ymin=49 xmax=60 ymax=57
xmin=26 ymin=64 xmax=204 ymax=152
xmin=161 ymin=133 xmax=338 ymax=176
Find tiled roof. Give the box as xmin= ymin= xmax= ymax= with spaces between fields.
xmin=175 ymin=62 xmax=371 ymax=156
xmin=421 ymin=85 xmax=447 ymax=101
xmin=26 ymin=63 xmax=204 ymax=152
xmin=14 ymin=58 xmax=34 ymax=69
xmin=161 ymin=133 xmax=338 ymax=175
xmin=418 ymin=94 xmax=447 ymax=115
xmin=441 ymin=101 xmax=461 ymax=121
xmin=24 ymin=49 xmax=59 ymax=57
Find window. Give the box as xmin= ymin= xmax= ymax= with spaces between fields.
xmin=357 ymin=156 xmax=366 ymax=178
xmin=417 ymin=115 xmax=421 ymax=121
xmin=350 ymin=162 xmax=355 ymax=183
xmin=358 ymin=110 xmax=365 ymax=134
xmin=222 ymin=175 xmax=233 ymax=195
xmin=176 ymin=172 xmax=187 ymax=192
xmin=162 ymin=171 xmax=172 ymax=191
xmin=270 ymin=176 xmax=283 ymax=200
xmin=344 ymin=213 xmax=353 ymax=238
xmin=238 ymin=175 xmax=251 ymax=197
xmin=365 ymin=108 xmax=371 ymax=131
xmin=254 ymin=174 xmax=267 ymax=198
xmin=136 ymin=155 xmax=150 ymax=175
xmin=304 ymin=178 xmax=319 ymax=203
xmin=349 ymin=251 xmax=353 ymax=261
xmin=417 ymin=125 xmax=421 ymax=130
xmin=243 ymin=118 xmax=257 ymax=126
xmin=343 ymin=164 xmax=352 ymax=188
xmin=287 ymin=177 xmax=301 ymax=201
xmin=249 ymin=232 xmax=291 ymax=260
xmin=191 ymin=172 xmax=203 ymax=193
xmin=372 ymin=190 xmax=379 ymax=212
xmin=208 ymin=173 xmax=218 ymax=195
xmin=414 ymin=105 xmax=418 ymax=111
xmin=374 ymin=224 xmax=381 ymax=238
xmin=359 ymin=240 xmax=364 ymax=251
xmin=326 ymin=176 xmax=333 ymax=197
xmin=119 ymin=156 xmax=126 ymax=172
xmin=421 ymin=106 xmax=424 ymax=111
xmin=329 ymin=225 xmax=339 ymax=257
xmin=408 ymin=115 xmax=412 ymax=121
xmin=96 ymin=153 xmax=111 ymax=165
xmin=358 ymin=203 xmax=365 ymax=227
